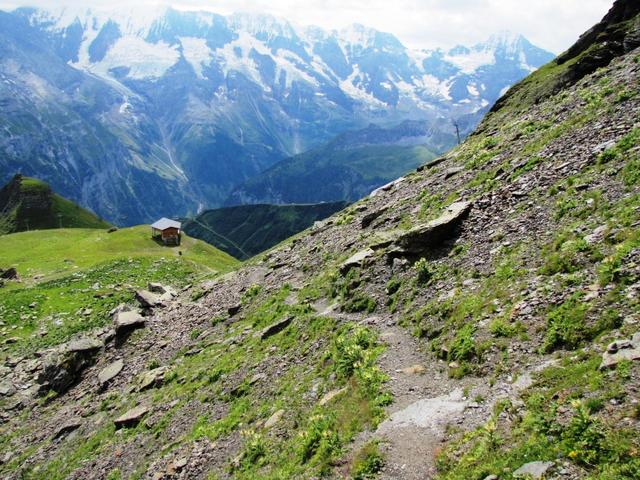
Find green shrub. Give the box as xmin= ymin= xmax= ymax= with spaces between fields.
xmin=449 ymin=324 xmax=477 ymax=361
xmin=414 ymin=257 xmax=431 ymax=284
xmin=351 ymin=441 xmax=384 ymax=479
xmin=541 ymin=295 xmax=588 ymax=352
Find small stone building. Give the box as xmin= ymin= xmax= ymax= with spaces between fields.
xmin=151 ymin=218 xmax=181 ymax=246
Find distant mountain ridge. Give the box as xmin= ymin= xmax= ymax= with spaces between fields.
xmin=0 ymin=6 xmax=554 ymax=224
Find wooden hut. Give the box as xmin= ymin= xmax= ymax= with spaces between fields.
xmin=151 ymin=218 xmax=182 ymax=246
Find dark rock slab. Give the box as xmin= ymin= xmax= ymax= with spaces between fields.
xmin=37 ymin=338 xmax=103 ymax=395
xmin=260 ymin=317 xmax=293 ymax=340
xmin=53 ymin=419 xmax=82 ymax=439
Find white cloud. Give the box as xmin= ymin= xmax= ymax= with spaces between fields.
xmin=0 ymin=0 xmax=615 ymax=53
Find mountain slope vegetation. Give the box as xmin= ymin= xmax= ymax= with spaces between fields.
xmin=226 ymin=122 xmax=447 ymax=206
xmin=0 ymin=1 xmax=639 ymax=479
xmin=0 ymin=174 xmax=111 ymax=235
xmin=183 ymin=202 xmax=348 ymax=260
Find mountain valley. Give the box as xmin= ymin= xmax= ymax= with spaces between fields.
xmin=0 ymin=1 xmax=639 ymax=480
xmin=0 ymin=6 xmax=553 ymax=224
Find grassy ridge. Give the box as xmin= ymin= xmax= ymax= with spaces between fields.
xmin=0 ymin=226 xmax=238 ymax=282
xmin=0 ymin=176 xmax=111 ymax=234
xmin=0 ymin=226 xmax=238 ymax=359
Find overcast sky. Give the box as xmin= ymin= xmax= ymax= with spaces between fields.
xmin=0 ymin=0 xmax=614 ymax=53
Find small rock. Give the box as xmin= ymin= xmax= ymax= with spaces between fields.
xmin=114 ymin=405 xmax=149 ymax=428
xmin=264 ymin=409 xmax=285 ymax=429
xmin=114 ymin=311 xmax=145 ymax=335
xmin=98 ymin=359 xmax=124 ymax=386
xmin=139 ymin=367 xmax=168 ymax=391
xmin=259 ymin=317 xmax=293 ymax=340
xmin=53 ymin=419 xmax=82 ymax=439
xmin=0 ymin=381 xmax=16 ymax=396
xmin=513 ymin=461 xmax=554 ymax=479
xmin=319 ymin=387 xmax=348 ymax=406
xmin=66 ymin=338 xmax=103 ymax=353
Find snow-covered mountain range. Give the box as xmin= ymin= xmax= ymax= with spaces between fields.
xmin=0 ymin=6 xmax=554 ymax=224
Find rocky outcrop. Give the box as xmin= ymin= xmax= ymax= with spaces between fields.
xmin=37 ymin=338 xmax=103 ymax=395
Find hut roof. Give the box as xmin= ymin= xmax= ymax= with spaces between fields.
xmin=151 ymin=218 xmax=181 ymax=230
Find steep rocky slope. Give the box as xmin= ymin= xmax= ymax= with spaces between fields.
xmin=0 ymin=1 xmax=639 ymax=479
xmin=0 ymin=174 xmax=111 ymax=235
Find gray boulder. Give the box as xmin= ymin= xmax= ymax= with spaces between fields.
xmin=393 ymin=201 xmax=472 ymax=254
xmin=114 ymin=311 xmax=145 ymax=335
xmin=135 ymin=290 xmax=162 ymax=308
xmin=340 ymin=249 xmax=375 ymax=273
xmin=98 ymin=359 xmax=124 ymax=386
xmin=600 ymin=333 xmax=640 ymax=370
xmin=114 ymin=405 xmax=149 ymax=428
xmin=138 ymin=367 xmax=168 ymax=391
xmin=513 ymin=461 xmax=554 ymax=478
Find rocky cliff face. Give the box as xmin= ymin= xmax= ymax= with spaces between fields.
xmin=0 ymin=2 xmax=639 ymax=479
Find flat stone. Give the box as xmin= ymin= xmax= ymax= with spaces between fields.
xmin=513 ymin=461 xmax=554 ymax=479
xmin=600 ymin=332 xmax=640 ymax=370
xmin=319 ymin=387 xmax=348 ymax=406
xmin=114 ymin=405 xmax=149 ymax=428
xmin=139 ymin=367 xmax=168 ymax=391
xmin=66 ymin=338 xmax=102 ymax=353
xmin=53 ymin=419 xmax=82 ymax=439
xmin=135 ymin=290 xmax=162 ymax=308
xmin=114 ymin=311 xmax=145 ymax=335
xmin=340 ymin=249 xmax=375 ymax=273
xmin=443 ymin=166 xmax=464 ymax=179
xmin=98 ymin=359 xmax=124 ymax=386
xmin=260 ymin=317 xmax=293 ymax=340
xmin=0 ymin=381 xmax=16 ymax=396
xmin=396 ymin=364 xmax=426 ymax=375
xmin=264 ymin=409 xmax=285 ymax=429
xmin=369 ymin=177 xmax=405 ymax=198
xmin=392 ymin=202 xmax=472 ymax=254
